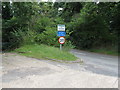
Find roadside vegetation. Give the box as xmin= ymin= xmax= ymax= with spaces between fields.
xmin=88 ymin=48 xmax=118 ymax=56
xmin=2 ymin=2 xmax=119 ymax=57
xmin=14 ymin=44 xmax=77 ymax=61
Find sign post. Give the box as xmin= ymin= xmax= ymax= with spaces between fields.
xmin=58 ymin=36 xmax=65 ymax=50
xmin=57 ymin=24 xmax=66 ymax=50
xmin=60 ymin=44 xmax=62 ymax=50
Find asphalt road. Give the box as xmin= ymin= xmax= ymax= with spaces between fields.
xmin=70 ymin=49 xmax=118 ymax=77
xmin=2 ymin=53 xmax=118 ymax=88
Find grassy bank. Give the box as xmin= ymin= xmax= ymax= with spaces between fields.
xmin=88 ymin=48 xmax=118 ymax=56
xmin=14 ymin=44 xmax=77 ymax=61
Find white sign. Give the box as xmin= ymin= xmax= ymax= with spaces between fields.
xmin=57 ymin=24 xmax=65 ymax=31
xmin=58 ymin=37 xmax=65 ymax=44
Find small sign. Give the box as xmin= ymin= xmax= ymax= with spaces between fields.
xmin=57 ymin=31 xmax=66 ymax=36
xmin=58 ymin=24 xmax=65 ymax=31
xmin=58 ymin=36 xmax=65 ymax=44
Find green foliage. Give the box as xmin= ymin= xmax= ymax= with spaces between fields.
xmin=34 ymin=17 xmax=74 ymax=49
xmin=2 ymin=2 xmax=12 ymax=20
xmin=15 ymin=29 xmax=36 ymax=45
xmin=3 ymin=28 xmax=36 ymax=50
xmin=68 ymin=2 xmax=118 ymax=49
xmin=35 ymin=27 xmax=59 ymax=46
xmin=2 ymin=2 xmax=38 ymax=50
xmin=60 ymin=2 xmax=82 ymax=22
xmin=14 ymin=44 xmax=77 ymax=61
xmin=88 ymin=47 xmax=118 ymax=56
xmin=30 ymin=16 xmax=52 ymax=33
xmin=2 ymin=2 xmax=119 ymax=55
xmin=63 ymin=41 xmax=75 ymax=51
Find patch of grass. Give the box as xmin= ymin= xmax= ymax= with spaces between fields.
xmin=14 ymin=44 xmax=77 ymax=61
xmin=89 ymin=48 xmax=118 ymax=56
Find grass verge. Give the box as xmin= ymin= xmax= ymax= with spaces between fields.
xmin=88 ymin=48 xmax=118 ymax=56
xmin=14 ymin=44 xmax=77 ymax=61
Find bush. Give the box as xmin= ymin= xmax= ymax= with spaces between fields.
xmin=35 ymin=26 xmax=75 ymax=50
xmin=4 ymin=28 xmax=36 ymax=50
xmin=35 ymin=26 xmax=59 ymax=47
xmin=30 ymin=16 xmax=52 ymax=33
xmin=67 ymin=4 xmax=113 ymax=49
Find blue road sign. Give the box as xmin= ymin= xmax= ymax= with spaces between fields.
xmin=57 ymin=31 xmax=66 ymax=36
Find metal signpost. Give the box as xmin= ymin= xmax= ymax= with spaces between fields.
xmin=57 ymin=24 xmax=66 ymax=50
xmin=58 ymin=37 xmax=66 ymax=50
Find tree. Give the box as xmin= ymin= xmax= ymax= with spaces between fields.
xmin=68 ymin=3 xmax=111 ymax=49
xmin=60 ymin=2 xmax=82 ymax=22
xmin=2 ymin=2 xmax=40 ymax=49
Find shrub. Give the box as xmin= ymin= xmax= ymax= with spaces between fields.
xmin=5 ymin=28 xmax=36 ymax=50
xmin=35 ymin=26 xmax=75 ymax=50
xmin=35 ymin=26 xmax=59 ymax=47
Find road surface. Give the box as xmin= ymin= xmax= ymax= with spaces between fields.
xmin=1 ymin=50 xmax=118 ymax=88
xmin=71 ymin=49 xmax=118 ymax=77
